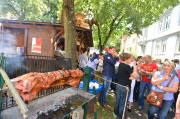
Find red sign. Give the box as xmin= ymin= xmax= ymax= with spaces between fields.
xmin=32 ymin=37 xmax=42 ymax=53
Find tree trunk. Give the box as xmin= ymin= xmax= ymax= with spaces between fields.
xmin=63 ymin=0 xmax=77 ymax=69
xmin=99 ymin=45 xmax=104 ymax=53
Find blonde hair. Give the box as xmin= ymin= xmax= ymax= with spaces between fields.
xmin=162 ymin=60 xmax=175 ymax=70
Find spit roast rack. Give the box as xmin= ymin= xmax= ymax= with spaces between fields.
xmin=0 ymin=69 xmax=95 ymax=119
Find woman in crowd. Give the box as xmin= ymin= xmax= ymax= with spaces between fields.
xmin=113 ymin=53 xmax=137 ymax=119
xmin=148 ymin=61 xmax=179 ymax=119
xmin=127 ymin=56 xmax=137 ymax=112
xmin=87 ymin=53 xmax=103 ymax=80
xmin=133 ymin=56 xmax=144 ymax=101
xmin=97 ymin=53 xmax=104 ymax=73
xmin=174 ymin=93 xmax=180 ymax=119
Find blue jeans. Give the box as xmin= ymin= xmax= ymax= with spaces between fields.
xmin=114 ymin=85 xmax=130 ymax=119
xmin=138 ymin=81 xmax=152 ymax=107
xmin=148 ymin=100 xmax=174 ymax=119
xmin=98 ymin=75 xmax=112 ymax=106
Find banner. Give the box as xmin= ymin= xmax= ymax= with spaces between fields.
xmin=32 ymin=37 xmax=42 ymax=53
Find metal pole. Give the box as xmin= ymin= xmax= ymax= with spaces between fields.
xmin=0 ymin=54 xmax=5 ymax=114
xmin=93 ymin=73 xmax=129 ymax=119
xmin=93 ymin=86 xmax=97 ymax=119
xmin=83 ymin=67 xmax=91 ymax=119
xmin=0 ymin=69 xmax=28 ymax=119
xmin=122 ymin=87 xmax=129 ymax=119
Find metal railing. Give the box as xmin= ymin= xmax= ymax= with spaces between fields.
xmin=3 ymin=54 xmax=71 ymax=79
xmin=93 ymin=72 xmax=129 ymax=119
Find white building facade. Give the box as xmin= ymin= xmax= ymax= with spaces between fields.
xmin=120 ymin=34 xmax=139 ymax=55
xmin=137 ymin=3 xmax=180 ymax=61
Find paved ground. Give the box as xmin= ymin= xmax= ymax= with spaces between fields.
xmin=126 ymin=101 xmax=174 ymax=119
xmin=87 ymin=93 xmax=175 ymax=119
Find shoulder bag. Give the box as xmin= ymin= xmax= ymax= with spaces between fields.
xmin=146 ymin=75 xmax=175 ymax=107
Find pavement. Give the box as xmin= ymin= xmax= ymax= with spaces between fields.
xmin=126 ymin=101 xmax=175 ymax=119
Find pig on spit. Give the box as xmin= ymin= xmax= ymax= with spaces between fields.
xmin=11 ymin=70 xmax=83 ymax=103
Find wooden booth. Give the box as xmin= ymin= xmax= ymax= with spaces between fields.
xmin=0 ymin=19 xmax=93 ymax=57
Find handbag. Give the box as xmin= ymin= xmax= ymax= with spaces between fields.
xmin=146 ymin=75 xmax=175 ymax=107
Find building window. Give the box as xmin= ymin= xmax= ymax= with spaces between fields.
xmin=178 ymin=42 xmax=180 ymax=52
xmin=162 ymin=40 xmax=166 ymax=52
xmin=176 ymin=36 xmax=180 ymax=52
xmin=165 ymin=16 xmax=171 ymax=30
xmin=159 ymin=15 xmax=171 ymax=32
xmin=155 ymin=39 xmax=167 ymax=55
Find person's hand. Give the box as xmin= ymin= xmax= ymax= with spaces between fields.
xmin=114 ymin=52 xmax=118 ymax=57
xmin=146 ymin=71 xmax=153 ymax=76
xmin=174 ymin=114 xmax=180 ymax=119
xmin=163 ymin=74 xmax=169 ymax=80
xmin=130 ymin=72 xmax=137 ymax=79
xmin=129 ymin=76 xmax=134 ymax=80
xmin=157 ymin=85 xmax=161 ymax=89
xmin=125 ymin=86 xmax=129 ymax=91
xmin=133 ymin=62 xmax=137 ymax=67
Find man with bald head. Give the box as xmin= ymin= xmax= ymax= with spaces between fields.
xmin=138 ymin=55 xmax=158 ymax=109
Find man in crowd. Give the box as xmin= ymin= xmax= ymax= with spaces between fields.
xmin=138 ymin=55 xmax=158 ymax=109
xmin=174 ymin=59 xmax=180 ymax=79
xmin=99 ymin=46 xmax=119 ymax=109
xmin=78 ymin=49 xmax=88 ymax=71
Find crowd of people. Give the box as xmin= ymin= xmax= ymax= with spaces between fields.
xmin=78 ymin=46 xmax=180 ymax=119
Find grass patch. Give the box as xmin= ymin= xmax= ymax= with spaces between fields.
xmin=96 ymin=94 xmax=115 ymax=119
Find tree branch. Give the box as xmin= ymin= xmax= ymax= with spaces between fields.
xmin=5 ymin=3 xmax=21 ymax=17
xmin=103 ymin=15 xmax=124 ymax=47
xmin=97 ymin=22 xmax=102 ymax=49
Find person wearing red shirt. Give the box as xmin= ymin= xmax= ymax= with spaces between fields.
xmin=138 ymin=55 xmax=158 ymax=109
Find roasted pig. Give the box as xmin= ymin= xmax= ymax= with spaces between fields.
xmin=12 ymin=70 xmax=83 ymax=103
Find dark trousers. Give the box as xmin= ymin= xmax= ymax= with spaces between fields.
xmin=111 ymin=74 xmax=118 ymax=91
xmin=134 ymin=80 xmax=140 ymax=101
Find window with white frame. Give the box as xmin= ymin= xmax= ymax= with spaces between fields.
xmin=155 ymin=39 xmax=167 ymax=55
xmin=176 ymin=35 xmax=180 ymax=52
xmin=165 ymin=15 xmax=171 ymax=30
xmin=162 ymin=40 xmax=167 ymax=52
xmin=155 ymin=40 xmax=161 ymax=55
xmin=159 ymin=15 xmax=171 ymax=32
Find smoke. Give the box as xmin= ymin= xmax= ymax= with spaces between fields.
xmin=0 ymin=27 xmax=28 ymax=77
xmin=0 ymin=29 xmax=17 ymax=53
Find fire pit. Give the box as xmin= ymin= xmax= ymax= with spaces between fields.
xmin=1 ymin=86 xmax=94 ymax=119
xmin=0 ymin=55 xmax=95 ymax=119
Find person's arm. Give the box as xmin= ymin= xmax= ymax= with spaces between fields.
xmin=105 ymin=55 xmax=118 ymax=65
xmin=130 ymin=63 xmax=138 ymax=80
xmin=139 ymin=65 xmax=148 ymax=75
xmin=176 ymin=93 xmax=180 ymax=112
xmin=146 ymin=65 xmax=158 ymax=76
xmin=157 ymin=82 xmax=179 ymax=93
xmin=139 ymin=69 xmax=147 ymax=75
xmin=78 ymin=56 xmax=80 ymax=63
xmin=174 ymin=93 xmax=180 ymax=119
xmin=144 ymin=69 xmax=156 ymax=76
xmin=94 ymin=59 xmax=99 ymax=64
xmin=151 ymin=73 xmax=169 ymax=85
xmin=85 ymin=56 xmax=88 ymax=64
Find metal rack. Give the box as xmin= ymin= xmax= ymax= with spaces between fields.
xmin=0 ymin=54 xmax=95 ymax=119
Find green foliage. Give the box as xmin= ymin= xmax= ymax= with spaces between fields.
xmin=0 ymin=0 xmax=179 ymax=51
xmin=74 ymin=0 xmax=179 ymax=51
xmin=0 ymin=0 xmax=59 ymax=23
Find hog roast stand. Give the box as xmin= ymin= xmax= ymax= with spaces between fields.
xmin=0 ymin=69 xmax=95 ymax=119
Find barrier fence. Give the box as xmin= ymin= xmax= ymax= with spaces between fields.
xmin=84 ymin=69 xmax=177 ymax=119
